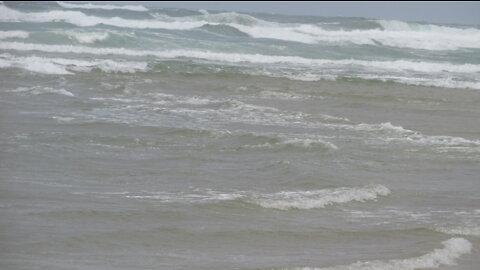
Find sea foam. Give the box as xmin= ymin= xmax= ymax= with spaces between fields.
xmin=0 ymin=30 xmax=29 ymax=39
xmin=0 ymin=53 xmax=148 ymax=74
xmin=1 ymin=42 xmax=479 ymax=74
xmin=2 ymin=6 xmax=480 ymax=50
xmin=434 ymin=225 xmax=480 ymax=236
xmin=121 ymin=184 xmax=390 ymax=210
xmin=249 ymin=185 xmax=390 ymax=210
xmin=280 ymin=238 xmax=472 ymax=270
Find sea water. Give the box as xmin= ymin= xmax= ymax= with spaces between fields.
xmin=1 ymin=2 xmax=479 ymax=270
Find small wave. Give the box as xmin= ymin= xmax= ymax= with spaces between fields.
xmin=278 ymin=238 xmax=471 ymax=270
xmin=9 ymin=86 xmax=74 ymax=97
xmin=434 ymin=226 xmax=480 ymax=236
xmin=0 ymin=53 xmax=148 ymax=74
xmin=0 ymin=54 xmax=71 ymax=75
xmin=347 ymin=122 xmax=480 ymax=152
xmin=244 ymin=137 xmax=338 ymax=151
xmin=64 ymin=31 xmax=109 ymax=44
xmin=119 ymin=184 xmax=390 ymax=210
xmin=0 ymin=30 xmax=29 ymax=39
xmin=353 ymin=75 xmax=480 ymax=90
xmin=249 ymin=184 xmax=390 ymax=210
xmin=259 ymin=90 xmax=312 ymax=100
xmin=57 ymin=1 xmax=148 ymax=12
xmin=0 ymin=5 xmax=203 ymax=29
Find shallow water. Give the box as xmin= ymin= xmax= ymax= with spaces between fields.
xmin=1 ymin=2 xmax=480 ymax=270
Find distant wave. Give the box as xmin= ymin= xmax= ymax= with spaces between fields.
xmin=0 ymin=53 xmax=148 ymax=74
xmin=1 ymin=42 xmax=478 ymax=74
xmin=1 ymin=41 xmax=479 ymax=89
xmin=57 ymin=1 xmax=148 ymax=12
xmin=277 ymin=238 xmax=472 ymax=270
xmin=2 ymin=6 xmax=480 ymax=50
xmin=0 ymin=5 xmax=203 ymax=29
xmin=240 ymin=137 xmax=338 ymax=151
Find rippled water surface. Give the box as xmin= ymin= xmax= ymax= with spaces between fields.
xmin=1 ymin=2 xmax=480 ymax=270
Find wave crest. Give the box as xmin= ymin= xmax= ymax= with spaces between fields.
xmin=280 ymin=238 xmax=472 ymax=270
xmin=113 ymin=185 xmax=391 ymax=210
xmin=249 ymin=184 xmax=390 ymax=210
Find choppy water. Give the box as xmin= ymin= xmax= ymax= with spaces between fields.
xmin=1 ymin=2 xmax=480 ymax=270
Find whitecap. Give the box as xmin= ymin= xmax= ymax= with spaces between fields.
xmin=2 ymin=6 xmax=480 ymax=50
xmin=64 ymin=31 xmax=109 ymax=44
xmin=279 ymin=238 xmax=472 ymax=270
xmin=434 ymin=226 xmax=480 ymax=236
xmin=249 ymin=184 xmax=390 ymax=210
xmin=0 ymin=53 xmax=148 ymax=74
xmin=1 ymin=41 xmax=479 ymax=75
xmin=0 ymin=30 xmax=29 ymax=39
xmin=120 ymin=185 xmax=390 ymax=210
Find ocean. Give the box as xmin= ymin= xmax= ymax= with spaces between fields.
xmin=1 ymin=2 xmax=479 ymax=270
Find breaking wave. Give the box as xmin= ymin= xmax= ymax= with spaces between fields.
xmin=2 ymin=6 xmax=480 ymax=50
xmin=1 ymin=42 xmax=479 ymax=74
xmin=278 ymin=238 xmax=472 ymax=270
xmin=434 ymin=225 xmax=480 ymax=236
xmin=62 ymin=31 xmax=110 ymax=44
xmin=0 ymin=53 xmax=148 ymax=74
xmin=121 ymin=184 xmax=391 ymax=210
xmin=0 ymin=30 xmax=29 ymax=39
xmin=249 ymin=185 xmax=390 ymax=210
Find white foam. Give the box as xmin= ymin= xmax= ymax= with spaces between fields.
xmin=65 ymin=31 xmax=109 ymax=43
xmin=0 ymin=5 xmax=203 ymax=29
xmin=0 ymin=53 xmax=148 ymax=74
xmin=434 ymin=226 xmax=480 ymax=236
xmin=282 ymin=238 xmax=471 ymax=270
xmin=245 ymin=137 xmax=338 ymax=151
xmin=259 ymin=90 xmax=309 ymax=100
xmin=2 ymin=41 xmax=479 ymax=76
xmin=2 ymin=6 xmax=479 ymax=50
xmin=125 ymin=190 xmax=244 ymax=203
xmin=192 ymin=14 xmax=480 ymax=50
xmin=0 ymin=54 xmax=72 ymax=74
xmin=230 ymin=18 xmax=480 ymax=50
xmin=249 ymin=185 xmax=390 ymax=210
xmin=57 ymin=1 xmax=148 ymax=12
xmin=0 ymin=30 xmax=29 ymax=39
xmin=284 ymin=138 xmax=338 ymax=150
xmin=121 ymin=185 xmax=389 ymax=210
xmin=347 ymin=122 xmax=480 ymax=151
